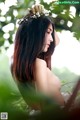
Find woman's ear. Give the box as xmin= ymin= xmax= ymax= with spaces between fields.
xmin=54 ymin=30 xmax=60 ymax=46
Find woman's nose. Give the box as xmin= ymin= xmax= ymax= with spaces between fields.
xmin=50 ymin=35 xmax=53 ymax=42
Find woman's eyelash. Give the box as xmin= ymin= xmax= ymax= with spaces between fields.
xmin=47 ymin=31 xmax=50 ymax=34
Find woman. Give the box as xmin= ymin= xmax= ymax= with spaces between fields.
xmin=12 ymin=4 xmax=64 ymax=110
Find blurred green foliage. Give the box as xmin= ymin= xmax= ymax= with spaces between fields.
xmin=0 ymin=54 xmax=28 ymax=119
xmin=53 ymin=67 xmax=79 ymax=93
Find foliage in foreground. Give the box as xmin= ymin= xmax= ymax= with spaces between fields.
xmin=0 ymin=54 xmax=80 ymax=120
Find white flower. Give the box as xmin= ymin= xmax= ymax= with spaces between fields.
xmin=18 ymin=4 xmax=50 ymax=24
xmin=29 ymin=4 xmax=49 ymax=18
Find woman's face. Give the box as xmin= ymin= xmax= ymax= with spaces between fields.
xmin=43 ymin=24 xmax=53 ymax=52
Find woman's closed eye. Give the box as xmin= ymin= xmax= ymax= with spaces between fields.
xmin=47 ymin=31 xmax=50 ymax=34
xmin=46 ymin=27 xmax=53 ymax=34
xmin=47 ymin=31 xmax=51 ymax=34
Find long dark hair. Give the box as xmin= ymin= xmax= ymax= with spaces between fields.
xmin=12 ymin=15 xmax=55 ymax=82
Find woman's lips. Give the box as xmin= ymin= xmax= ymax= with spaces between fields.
xmin=47 ymin=44 xmax=50 ymax=47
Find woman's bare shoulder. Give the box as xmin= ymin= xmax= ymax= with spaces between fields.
xmin=33 ymin=58 xmax=47 ymax=82
xmin=34 ymin=58 xmax=47 ymax=68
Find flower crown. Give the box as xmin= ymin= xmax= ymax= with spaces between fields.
xmin=18 ymin=4 xmax=50 ymax=25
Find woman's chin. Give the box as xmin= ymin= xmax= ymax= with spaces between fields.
xmin=43 ymin=48 xmax=48 ymax=52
